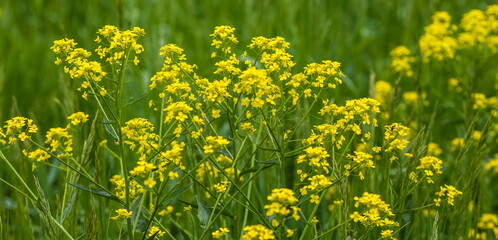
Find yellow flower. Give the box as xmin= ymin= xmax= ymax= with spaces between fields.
xmin=427 ymin=142 xmax=442 ymax=156
xmin=3 ymin=116 xmax=38 ymax=144
xmin=419 ymin=11 xmax=458 ymax=62
xmin=147 ymin=225 xmax=165 ymax=238
xmin=241 ymin=225 xmax=275 ymax=240
xmin=23 ymin=149 xmax=51 ymax=163
xmin=416 ymin=156 xmax=443 ymax=184
xmin=210 ymin=25 xmax=238 ymax=54
xmin=212 ymin=109 xmax=221 ymax=118
xmin=235 ymin=67 xmax=280 ymax=108
xmin=67 ymin=112 xmax=89 ymax=126
xmin=384 ymin=123 xmax=410 ymax=153
xmin=350 ymin=192 xmax=398 ymax=228
xmin=45 ymin=127 xmax=73 ymax=156
xmin=297 ymin=146 xmax=330 ymax=173
xmin=390 ymin=46 xmax=415 ymax=77
xmin=477 ymin=213 xmax=498 ymax=239
xmin=111 ymin=208 xmax=132 ymax=220
xmin=381 ymin=229 xmax=396 ymax=239
xmin=158 ymin=206 xmax=174 ymax=216
xmin=144 ymin=177 xmax=157 ymax=188
xmin=164 ymin=101 xmax=194 ymax=123
xmin=485 ymin=154 xmax=498 ymax=174
xmin=450 ymin=137 xmax=464 ymax=151
xmin=374 ymin=81 xmax=393 ymax=107
xmin=304 ymin=60 xmax=344 ymax=88
xmin=214 ymin=181 xmax=230 ymax=193
xmin=203 ymin=136 xmax=230 ymax=154
xmin=434 ymin=184 xmax=462 ymax=206
xmin=310 ymin=194 xmax=320 ymax=204
xmin=300 ymin=175 xmax=332 ymax=195
xmin=212 ymin=227 xmax=230 ymax=239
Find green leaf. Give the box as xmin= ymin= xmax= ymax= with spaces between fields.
xmin=239 ymin=160 xmax=279 ymax=176
xmin=61 ymin=192 xmax=77 ymax=222
xmin=123 ymin=92 xmax=148 ymax=109
xmin=195 ymin=196 xmax=210 ymax=229
xmin=159 ymin=183 xmax=193 ymax=208
xmin=131 ymin=195 xmax=148 ymax=233
xmin=68 ymin=182 xmax=121 ymax=204
xmin=101 ymin=119 xmax=119 ymax=141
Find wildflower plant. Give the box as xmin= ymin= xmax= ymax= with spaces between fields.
xmin=4 ymin=4 xmax=498 ymax=238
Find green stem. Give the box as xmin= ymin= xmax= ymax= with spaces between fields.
xmin=115 ymin=48 xmax=134 ymax=239
xmin=0 ymin=151 xmax=38 ymax=200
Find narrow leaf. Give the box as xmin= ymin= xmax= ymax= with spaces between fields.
xmin=159 ymin=183 xmax=193 ymax=208
xmin=101 ymin=119 xmax=119 ymax=141
xmin=68 ymin=182 xmax=121 ymax=203
xmin=61 ymin=192 xmax=77 ymax=222
xmin=195 ymin=196 xmax=210 ymax=229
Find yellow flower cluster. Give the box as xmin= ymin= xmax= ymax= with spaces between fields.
xmin=121 ymin=118 xmax=187 ymax=189
xmin=67 ymin=112 xmax=89 ymax=126
xmin=345 ymin=151 xmax=375 ymax=180
xmin=402 ymin=91 xmax=428 ymax=106
xmin=51 ymin=38 xmax=106 ymax=99
xmin=95 ymin=25 xmax=145 ymax=65
xmin=20 ymin=112 xmax=87 ymax=163
xmin=196 ymin=77 xmax=232 ymax=103
xmin=203 ymin=136 xmax=230 ymax=154
xmin=458 ymin=5 xmax=498 ymax=53
xmin=241 ymin=224 xmax=275 ymax=240
xmin=374 ymin=81 xmax=393 ymax=109
xmin=296 ymin=146 xmax=330 ymax=173
xmin=149 ymin=44 xmax=197 ymax=102
xmin=434 ymin=184 xmax=462 ymax=207
xmin=472 ymin=92 xmax=498 ymax=110
xmin=111 ymin=208 xmax=132 ymax=221
xmin=2 ymin=116 xmax=38 ymax=144
xmin=350 ymin=192 xmax=399 ymax=238
xmin=310 ymin=98 xmax=380 ymax=149
xmin=384 ymin=123 xmax=410 ymax=154
xmin=249 ymin=36 xmax=295 ymax=80
xmin=420 ymin=5 xmax=498 ymax=62
xmin=415 ymin=156 xmax=443 ymax=184
xmin=234 ymin=67 xmax=280 ymax=108
xmin=476 ymin=213 xmax=498 ymax=239
xmin=304 ymin=60 xmax=344 ymax=89
xmin=264 ymin=188 xmax=300 ymax=227
xmin=212 ymin=227 xmax=230 ymax=239
xmin=299 ymin=174 xmax=332 ymax=195
xmin=211 ymin=25 xmax=238 ymax=55
xmin=122 ymin=118 xmax=159 ymax=162
xmin=147 ymin=225 xmax=165 ymax=238
xmin=110 ymin=174 xmax=145 ymax=200
xmin=419 ymin=11 xmax=458 ymax=62
xmin=390 ymin=46 xmax=416 ymax=77
xmin=485 ymin=153 xmax=498 ymax=174
xmin=44 ymin=127 xmax=73 ymax=157
xmin=427 ymin=142 xmax=442 ymax=156
xmin=157 ymin=141 xmax=186 ymax=172
xmin=23 ymin=149 xmax=50 ymax=163
xmin=450 ymin=137 xmax=464 ymax=151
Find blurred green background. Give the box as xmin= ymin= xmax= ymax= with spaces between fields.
xmin=0 ymin=0 xmax=494 ymax=238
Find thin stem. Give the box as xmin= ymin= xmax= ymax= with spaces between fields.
xmin=0 ymin=151 xmax=38 ymax=200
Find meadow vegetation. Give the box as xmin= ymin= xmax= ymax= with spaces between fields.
xmin=1 ymin=1 xmax=497 ymax=239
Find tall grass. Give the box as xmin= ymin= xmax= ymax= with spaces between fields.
xmin=0 ymin=1 xmax=497 ymax=239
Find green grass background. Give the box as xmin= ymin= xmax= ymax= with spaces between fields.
xmin=0 ymin=0 xmax=494 ymax=239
